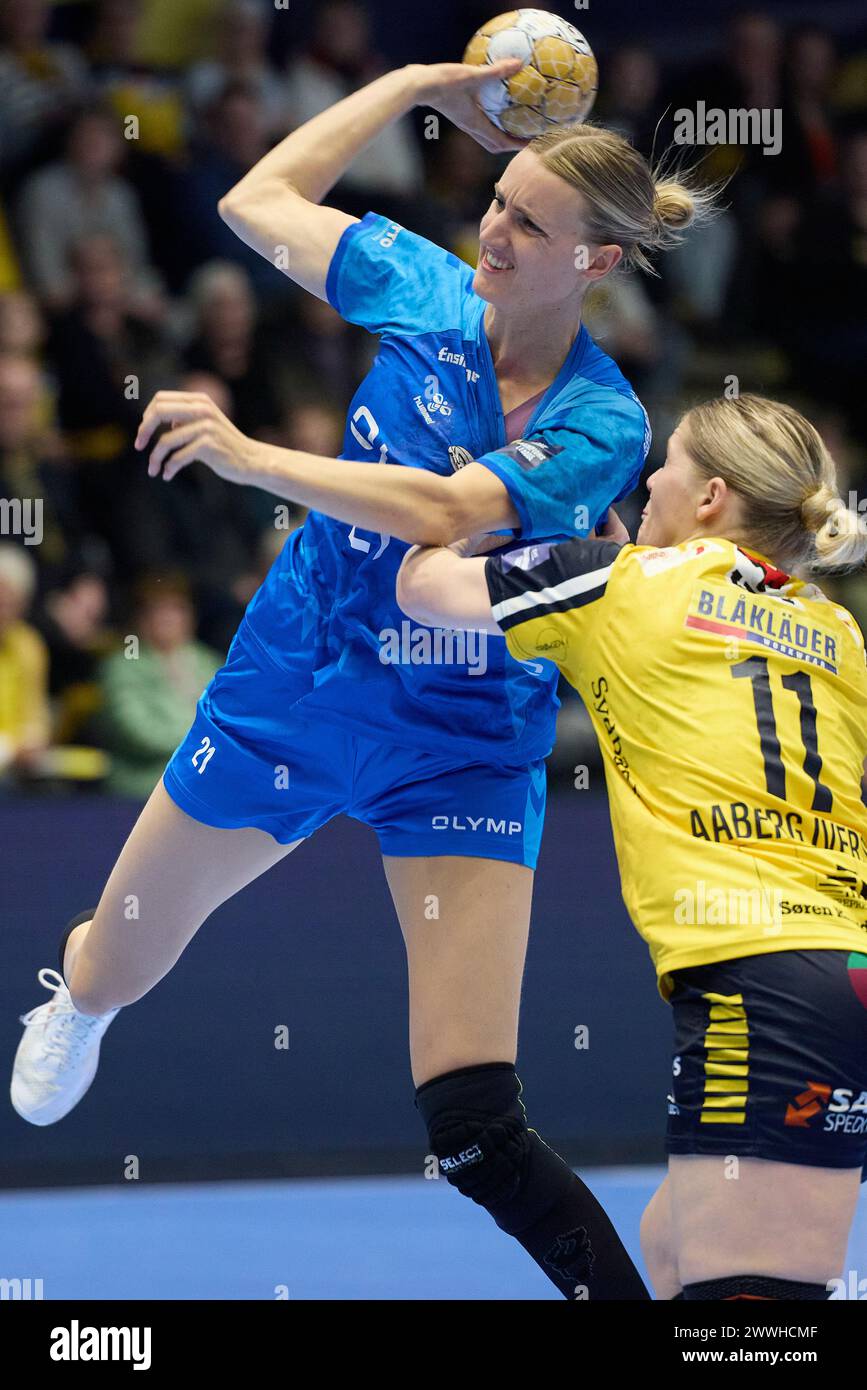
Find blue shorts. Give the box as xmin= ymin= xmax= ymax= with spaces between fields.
xmin=163 ymin=627 xmax=547 ymax=867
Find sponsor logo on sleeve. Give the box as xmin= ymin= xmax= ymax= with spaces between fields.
xmin=496 ymin=437 xmax=563 ymax=471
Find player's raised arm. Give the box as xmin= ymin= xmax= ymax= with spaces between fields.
xmin=217 ymin=59 xmax=526 ymax=301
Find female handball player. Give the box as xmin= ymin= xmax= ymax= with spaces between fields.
xmin=398 ymin=392 xmax=867 ymax=1300
xmin=14 ymin=58 xmax=705 ymax=1300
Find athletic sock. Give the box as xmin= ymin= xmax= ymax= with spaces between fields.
xmin=498 ymin=1131 xmax=652 ymax=1300
xmin=684 ymin=1274 xmax=831 ymax=1300
xmin=58 ymin=909 xmax=97 ymax=985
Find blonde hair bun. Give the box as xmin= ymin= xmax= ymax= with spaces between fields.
xmin=800 ymin=483 xmax=839 ymax=533
xmin=652 ymin=181 xmax=696 ymax=233
xmin=680 ymin=394 xmax=867 ymax=574
xmin=806 ymin=490 xmax=867 ymax=569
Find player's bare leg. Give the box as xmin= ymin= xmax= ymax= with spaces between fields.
xmin=64 ymin=780 xmax=300 ymax=1015
xmin=668 ymin=1154 xmax=861 ymax=1294
xmin=384 ymin=853 xmax=649 ymax=1299
xmin=640 ymin=1176 xmax=682 ymax=1298
xmin=383 ymin=853 xmax=532 ymax=1086
xmin=12 ymin=780 xmax=300 ymax=1125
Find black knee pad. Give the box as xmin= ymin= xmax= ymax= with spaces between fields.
xmin=416 ymin=1062 xmax=530 ymax=1210
xmin=683 ymin=1275 xmax=831 ymax=1300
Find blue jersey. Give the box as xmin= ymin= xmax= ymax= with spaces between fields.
xmin=242 ymin=210 xmax=650 ymax=764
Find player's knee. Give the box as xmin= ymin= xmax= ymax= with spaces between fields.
xmin=416 ymin=1062 xmax=531 ymax=1214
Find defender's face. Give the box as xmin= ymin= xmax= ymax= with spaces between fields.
xmin=473 ymin=150 xmax=599 ymax=314
xmin=637 ymin=429 xmax=707 ymax=548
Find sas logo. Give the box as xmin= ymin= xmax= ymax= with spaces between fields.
xmin=784 ymin=1080 xmax=830 ymax=1127
xmin=784 ymin=1081 xmax=867 ymax=1133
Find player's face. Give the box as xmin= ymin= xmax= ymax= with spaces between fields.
xmin=474 ymin=150 xmax=611 ymax=313
xmin=637 ymin=429 xmax=707 ymax=547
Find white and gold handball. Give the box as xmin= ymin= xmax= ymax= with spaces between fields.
xmin=463 ymin=9 xmax=598 ymax=138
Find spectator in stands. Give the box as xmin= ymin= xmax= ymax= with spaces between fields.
xmin=596 ymin=45 xmax=661 ymax=157
xmin=424 ymin=127 xmax=497 ymax=262
xmin=183 ymin=260 xmax=283 ymax=439
xmin=125 ymin=369 xmax=266 ymax=645
xmin=34 ymin=567 xmax=114 ymax=744
xmin=87 ymin=0 xmax=187 ymax=160
xmin=0 ymin=289 xmax=45 ymax=357
xmin=0 ymin=353 xmax=76 ymax=580
xmin=280 ymin=293 xmax=369 ymax=411
xmin=175 ymin=80 xmax=286 ymax=295
xmin=0 ymin=543 xmax=51 ymax=777
xmin=15 ymin=105 xmax=164 ymax=317
xmin=186 ymin=0 xmax=288 ymax=140
xmin=772 ymin=26 xmax=842 ymax=201
xmin=99 ymin=573 xmax=221 ymax=799
xmin=45 ymin=234 xmax=177 ymax=576
xmin=790 ymin=130 xmax=867 ymax=442
xmin=284 ymin=399 xmax=345 ymax=461
xmin=0 ymin=0 xmax=89 ymax=177
xmin=0 ymin=201 xmax=24 ymax=292
xmin=0 ymin=294 xmax=59 ymax=461
xmin=37 ymin=568 xmax=113 ymax=694
xmin=285 ymin=0 xmax=423 ymax=209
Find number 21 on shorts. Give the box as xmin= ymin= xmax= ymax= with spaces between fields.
xmin=192 ymin=737 xmax=216 ymax=774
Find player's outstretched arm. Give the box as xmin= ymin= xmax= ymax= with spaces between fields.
xmin=217 ymin=60 xmax=526 ymax=300
xmin=135 ymin=391 xmax=519 ymax=545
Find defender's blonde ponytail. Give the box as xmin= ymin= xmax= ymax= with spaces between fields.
xmin=680 ymin=394 xmax=867 ymax=574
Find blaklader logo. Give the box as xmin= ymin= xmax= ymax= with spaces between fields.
xmin=50 ymin=1320 xmax=152 ymax=1370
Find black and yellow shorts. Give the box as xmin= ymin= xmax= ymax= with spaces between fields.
xmin=666 ymin=949 xmax=867 ymax=1174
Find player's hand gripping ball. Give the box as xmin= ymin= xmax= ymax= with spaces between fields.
xmin=463 ymin=9 xmax=597 ymax=138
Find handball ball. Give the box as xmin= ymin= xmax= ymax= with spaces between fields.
xmin=463 ymin=9 xmax=597 ymax=138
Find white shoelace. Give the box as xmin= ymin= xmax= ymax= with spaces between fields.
xmin=19 ymin=968 xmax=112 ymax=1068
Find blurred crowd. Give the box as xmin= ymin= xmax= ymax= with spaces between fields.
xmin=0 ymin=0 xmax=864 ymax=793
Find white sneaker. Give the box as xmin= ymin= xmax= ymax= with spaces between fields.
xmin=11 ymin=969 xmax=118 ymax=1126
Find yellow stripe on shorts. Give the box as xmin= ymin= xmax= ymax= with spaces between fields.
xmin=700 ymin=991 xmax=748 ymax=1124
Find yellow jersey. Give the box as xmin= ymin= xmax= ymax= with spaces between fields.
xmin=486 ymin=537 xmax=867 ymax=994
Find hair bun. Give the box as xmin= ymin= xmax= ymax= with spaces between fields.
xmin=800 ymin=483 xmax=838 ymax=534
xmin=652 ymin=181 xmax=696 ymax=233
xmin=802 ymin=486 xmax=867 ymax=571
